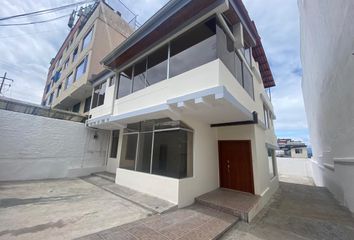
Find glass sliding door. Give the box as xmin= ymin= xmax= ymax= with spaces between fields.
xmin=136 ymin=132 xmax=153 ymax=173
xmin=119 ymin=133 xmax=138 ymax=170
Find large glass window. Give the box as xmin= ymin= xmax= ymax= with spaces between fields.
xmin=169 ymin=18 xmax=217 ymax=78
xmin=82 ymin=28 xmax=93 ymax=51
xmin=91 ymin=81 xmax=106 ymax=109
xmin=72 ymin=46 xmax=78 ymax=62
xmin=72 ymin=102 xmax=80 ymax=113
xmin=152 ymin=130 xmax=193 ymax=178
xmin=235 ymin=53 xmax=243 ymax=85
xmin=136 ymin=132 xmax=153 ymax=173
xmin=119 ymin=119 xmax=193 ymax=179
xmin=117 ymin=67 xmax=133 ymax=99
xmin=110 ymin=130 xmax=120 ymax=158
xmin=120 ymin=133 xmax=138 ymax=170
xmin=75 ymin=55 xmax=88 ymax=81
xmin=146 ymin=45 xmax=168 ymax=86
xmin=132 ymin=58 xmax=147 ymax=92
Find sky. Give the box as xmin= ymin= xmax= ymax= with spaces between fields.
xmin=0 ymin=0 xmax=309 ymax=144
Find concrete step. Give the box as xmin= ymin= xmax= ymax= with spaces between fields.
xmin=195 ymin=188 xmax=261 ymax=222
xmin=75 ymin=203 xmax=239 ymax=240
xmin=92 ymin=172 xmax=116 ymax=182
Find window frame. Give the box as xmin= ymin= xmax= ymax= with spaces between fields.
xmin=82 ymin=27 xmax=93 ymax=52
xmin=74 ymin=55 xmax=88 ymax=81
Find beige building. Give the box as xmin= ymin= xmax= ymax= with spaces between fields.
xmin=86 ymin=0 xmax=279 ymax=220
xmin=42 ymin=0 xmax=133 ymax=115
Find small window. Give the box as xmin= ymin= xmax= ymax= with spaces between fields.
xmin=117 ymin=67 xmax=133 ymax=99
xmin=84 ymin=96 xmax=91 ymax=112
xmin=263 ymin=105 xmax=270 ymax=129
xmin=45 ymin=84 xmax=51 ymax=94
xmin=82 ymin=28 xmax=93 ymax=51
xmin=295 ymin=149 xmax=303 ymax=154
xmin=56 ymin=84 xmax=62 ymax=98
xmin=72 ymin=102 xmax=80 ymax=113
xmin=65 ymin=72 xmax=74 ymax=89
xmin=72 ymin=46 xmax=78 ymax=62
xmin=244 ymin=48 xmax=252 ymax=66
xmin=75 ymin=55 xmax=88 ymax=81
xmin=110 ymin=130 xmax=120 ymax=158
xmin=91 ymin=81 xmax=106 ymax=109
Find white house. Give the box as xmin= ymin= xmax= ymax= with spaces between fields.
xmin=86 ymin=0 xmax=278 ymax=209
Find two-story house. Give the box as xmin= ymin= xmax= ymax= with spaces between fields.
xmin=42 ymin=0 xmax=133 ymax=115
xmin=86 ymin=0 xmax=278 ymax=212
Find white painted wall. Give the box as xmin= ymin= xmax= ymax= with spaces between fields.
xmin=299 ymin=0 xmax=354 ymax=213
xmin=277 ymin=157 xmax=312 ymax=178
xmin=0 ymin=109 xmax=110 ymax=181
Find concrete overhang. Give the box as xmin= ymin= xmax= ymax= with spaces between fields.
xmin=86 ymin=86 xmax=254 ymax=129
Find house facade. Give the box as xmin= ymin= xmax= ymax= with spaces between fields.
xmin=299 ymin=0 xmax=354 ymax=213
xmin=87 ymin=0 xmax=278 ymax=209
xmin=277 ymin=138 xmax=308 ymax=158
xmin=42 ymin=1 xmax=133 ymax=115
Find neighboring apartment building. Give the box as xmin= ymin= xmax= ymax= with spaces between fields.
xmin=299 ymin=0 xmax=354 ymax=213
xmin=86 ymin=0 xmax=278 ymax=211
xmin=277 ymin=138 xmax=308 ymax=158
xmin=41 ymin=0 xmax=133 ymax=115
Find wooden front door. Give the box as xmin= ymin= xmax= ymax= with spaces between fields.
xmin=218 ymin=140 xmax=254 ymax=194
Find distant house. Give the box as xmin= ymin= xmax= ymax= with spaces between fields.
xmin=277 ymin=138 xmax=308 ymax=158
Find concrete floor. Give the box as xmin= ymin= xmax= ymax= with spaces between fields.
xmin=221 ymin=182 xmax=354 ymax=240
xmin=0 ymin=178 xmax=152 ymax=240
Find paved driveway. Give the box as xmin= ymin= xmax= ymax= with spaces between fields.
xmin=221 ymin=182 xmax=354 ymax=240
xmin=0 ymin=179 xmax=151 ymax=240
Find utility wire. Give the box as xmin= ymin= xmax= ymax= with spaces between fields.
xmin=0 ymin=14 xmax=70 ymax=27
xmin=0 ymin=0 xmax=95 ymax=21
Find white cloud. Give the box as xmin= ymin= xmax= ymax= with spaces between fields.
xmin=243 ymin=0 xmax=309 ymax=142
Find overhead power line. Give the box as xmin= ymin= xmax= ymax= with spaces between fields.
xmin=0 ymin=14 xmax=70 ymax=27
xmin=0 ymin=0 xmax=96 ymax=21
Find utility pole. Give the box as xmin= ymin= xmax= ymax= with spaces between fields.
xmin=0 ymin=72 xmax=14 ymax=96
xmin=0 ymin=72 xmax=7 ymax=94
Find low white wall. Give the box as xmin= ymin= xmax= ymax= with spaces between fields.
xmin=277 ymin=157 xmax=313 ymax=178
xmin=115 ymin=168 xmax=179 ymax=204
xmin=0 ymin=109 xmax=110 ymax=181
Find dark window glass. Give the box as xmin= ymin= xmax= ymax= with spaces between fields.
xmin=72 ymin=47 xmax=78 ymax=62
xmin=243 ymin=64 xmax=254 ymax=99
xmin=110 ymin=130 xmax=120 ymax=158
xmin=98 ymin=81 xmax=106 ymax=106
xmin=91 ymin=81 xmax=106 ymax=108
xmin=152 ymin=130 xmax=193 ymax=179
xmin=217 ymin=23 xmax=236 ymax=78
xmin=109 ymin=76 xmax=115 ymax=87
xmin=75 ymin=55 xmax=88 ymax=81
xmin=117 ymin=67 xmax=133 ymax=99
xmin=120 ymin=134 xmax=138 ymax=170
xmin=244 ymin=48 xmax=252 ymax=66
xmin=235 ymin=53 xmax=243 ymax=85
xmin=46 ymin=84 xmax=50 ymax=93
xmin=146 ymin=45 xmax=168 ymax=86
xmin=136 ymin=132 xmax=153 ymax=173
xmin=49 ymin=92 xmax=54 ymax=104
xmin=169 ymin=18 xmax=217 ymax=78
xmin=72 ymin=102 xmax=80 ymax=113
xmin=132 ymin=58 xmax=147 ymax=92
xmin=56 ymin=84 xmax=62 ymax=98
xmin=84 ymin=96 xmax=91 ymax=112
